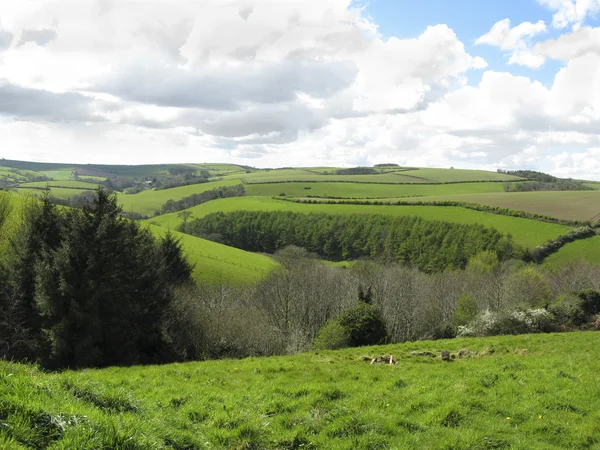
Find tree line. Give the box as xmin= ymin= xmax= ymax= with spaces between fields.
xmin=164 ymin=248 xmax=600 ymax=359
xmin=183 ymin=211 xmax=521 ymax=272
xmin=0 ymin=189 xmax=194 ymax=369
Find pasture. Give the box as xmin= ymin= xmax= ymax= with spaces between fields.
xmin=394 ymin=190 xmax=600 ymax=222
xmin=1 ymin=332 xmax=598 ymax=449
xmin=147 ymin=225 xmax=279 ymax=284
xmin=148 ymin=196 xmax=570 ymax=248
xmin=544 ymin=235 xmax=600 ymax=267
xmin=118 ymin=179 xmax=243 ymax=216
xmin=245 ymin=181 xmax=511 ymax=198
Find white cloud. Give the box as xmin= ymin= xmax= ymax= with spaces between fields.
xmin=0 ymin=0 xmax=599 ymax=179
xmin=475 ymin=19 xmax=547 ymax=68
xmin=538 ymin=0 xmax=600 ymax=29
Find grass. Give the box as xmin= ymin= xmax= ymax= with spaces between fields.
xmin=544 ymin=235 xmax=600 ymax=267
xmin=147 ymin=225 xmax=279 ymax=284
xmin=148 ymin=197 xmax=570 ymax=248
xmin=394 ymin=190 xmax=600 ymax=222
xmin=401 ymin=168 xmax=523 ymax=183
xmin=14 ymin=187 xmax=92 ymax=200
xmin=1 ymin=332 xmax=599 ymax=449
xmin=246 ymin=181 xmax=511 ymax=198
xmin=118 ymin=179 xmax=243 ymax=216
xmin=40 ymin=169 xmax=75 ymax=181
xmin=19 ymin=180 xmax=97 ymax=189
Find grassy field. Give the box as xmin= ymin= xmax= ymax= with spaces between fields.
xmin=147 ymin=225 xmax=278 ymax=284
xmin=19 ymin=180 xmax=97 ymax=189
xmin=14 ymin=187 xmax=91 ymax=200
xmin=246 ymin=181 xmax=511 ymax=198
xmin=1 ymin=331 xmax=598 ymax=449
xmin=544 ymin=235 xmax=600 ymax=267
xmin=148 ymin=197 xmax=570 ymax=248
xmin=401 ymin=168 xmax=522 ymax=183
xmin=391 ymin=190 xmax=600 ymax=222
xmin=118 ymin=179 xmax=243 ymax=216
xmin=40 ymin=169 xmax=75 ymax=181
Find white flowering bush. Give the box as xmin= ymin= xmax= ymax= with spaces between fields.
xmin=457 ymin=308 xmax=555 ymax=337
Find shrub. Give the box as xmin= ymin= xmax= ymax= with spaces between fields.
xmin=337 ymin=301 xmax=387 ymax=347
xmin=548 ymin=294 xmax=588 ymax=327
xmin=453 ymin=294 xmax=478 ymax=328
xmin=458 ymin=308 xmax=555 ymax=337
xmin=313 ymin=320 xmax=349 ymax=350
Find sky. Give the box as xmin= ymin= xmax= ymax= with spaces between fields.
xmin=0 ymin=0 xmax=600 ymax=179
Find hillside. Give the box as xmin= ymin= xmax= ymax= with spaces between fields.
xmin=148 ymin=196 xmax=570 ymax=248
xmin=4 ymin=160 xmax=600 ymax=271
xmin=147 ymin=225 xmax=279 ymax=284
xmin=1 ymin=332 xmax=598 ymax=449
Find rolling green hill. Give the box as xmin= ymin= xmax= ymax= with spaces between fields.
xmin=1 ymin=332 xmax=598 ymax=449
xmin=544 ymin=235 xmax=600 ymax=267
xmin=245 ymin=181 xmax=510 ymax=198
xmin=118 ymin=179 xmax=243 ymax=216
xmin=392 ymin=190 xmax=600 ymax=222
xmin=147 ymin=225 xmax=278 ymax=284
xmin=148 ymin=196 xmax=569 ymax=248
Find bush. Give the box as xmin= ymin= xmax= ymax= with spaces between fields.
xmin=453 ymin=294 xmax=478 ymax=328
xmin=548 ymin=295 xmax=588 ymax=327
xmin=313 ymin=320 xmax=349 ymax=350
xmin=337 ymin=302 xmax=387 ymax=347
xmin=458 ymin=308 xmax=555 ymax=337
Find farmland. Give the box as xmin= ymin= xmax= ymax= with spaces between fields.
xmin=1 ymin=332 xmax=599 ymax=449
xmin=392 ymin=190 xmax=600 ymax=222
xmin=245 ymin=181 xmax=510 ymax=198
xmin=147 ymin=225 xmax=278 ymax=284
xmin=544 ymin=235 xmax=600 ymax=267
xmin=118 ymin=179 xmax=243 ymax=216
xmin=148 ymin=196 xmax=570 ymax=248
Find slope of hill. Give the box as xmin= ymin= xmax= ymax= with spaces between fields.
xmin=1 ymin=332 xmax=598 ymax=449
xmin=148 ymin=196 xmax=570 ymax=248
xmin=245 ymin=181 xmax=510 ymax=198
xmin=147 ymin=225 xmax=279 ymax=284
xmin=391 ymin=190 xmax=600 ymax=222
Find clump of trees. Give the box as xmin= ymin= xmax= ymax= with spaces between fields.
xmin=184 ymin=211 xmax=521 ymax=273
xmin=156 ymin=251 xmax=600 ymax=359
xmin=499 ymin=169 xmax=591 ymax=191
xmin=0 ymin=189 xmax=194 ymax=369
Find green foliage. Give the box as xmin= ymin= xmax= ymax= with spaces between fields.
xmin=548 ymin=294 xmax=589 ymax=327
xmin=453 ymin=294 xmax=478 ymax=328
xmin=185 ymin=210 xmax=521 ymax=272
xmin=313 ymin=320 xmax=349 ymax=350
xmin=160 ymin=184 xmax=245 ymax=215
xmin=1 ymin=189 xmax=194 ymax=369
xmin=1 ymin=332 xmax=600 ymax=449
xmin=337 ymin=301 xmax=387 ymax=347
xmin=466 ymin=250 xmax=500 ymax=274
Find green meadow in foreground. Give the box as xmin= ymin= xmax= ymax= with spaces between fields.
xmin=1 ymin=332 xmax=598 ymax=449
xmin=148 ymin=196 xmax=570 ymax=248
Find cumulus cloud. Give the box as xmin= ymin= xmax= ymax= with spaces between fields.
xmin=17 ymin=28 xmax=57 ymax=47
xmin=538 ymin=0 xmax=600 ymax=29
xmin=0 ymin=0 xmax=598 ymax=179
xmin=0 ymin=80 xmax=103 ymax=122
xmin=475 ymin=19 xmax=547 ymax=68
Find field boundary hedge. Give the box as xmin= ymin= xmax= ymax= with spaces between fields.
xmin=242 ymin=178 xmax=528 ymax=186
